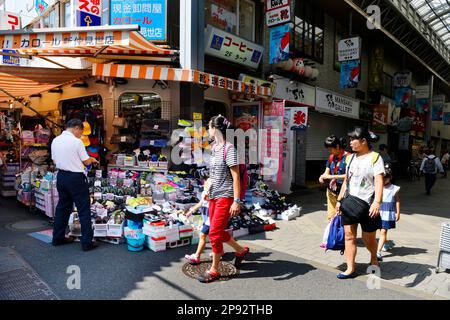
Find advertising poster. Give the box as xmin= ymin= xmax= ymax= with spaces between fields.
xmin=211 ymin=3 xmax=237 ymax=33
xmin=394 ymin=87 xmax=412 ymax=108
xmin=289 ymin=107 xmax=308 ymax=131
xmin=444 ymin=113 xmax=450 ymax=125
xmin=340 ymin=60 xmax=361 ymax=89
xmin=432 ymin=95 xmax=446 ymax=121
xmin=76 ymin=0 xmax=102 ymax=27
xmin=262 ymin=101 xmax=284 ymax=184
xmin=111 ymin=0 xmax=167 ymax=41
xmin=415 ymin=98 xmax=429 ymax=114
xmin=233 ymin=103 xmax=259 ymax=131
xmin=269 ymin=24 xmax=290 ymax=64
xmin=372 ymin=104 xmax=388 ymax=133
xmin=35 ymin=0 xmax=49 ymax=16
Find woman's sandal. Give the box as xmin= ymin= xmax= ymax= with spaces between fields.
xmin=198 ymin=270 xmax=221 ymax=283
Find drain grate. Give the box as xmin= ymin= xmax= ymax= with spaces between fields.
xmin=6 ymin=220 xmax=50 ymax=232
xmin=182 ymin=261 xmax=239 ymax=281
xmin=0 ymin=268 xmax=58 ymax=300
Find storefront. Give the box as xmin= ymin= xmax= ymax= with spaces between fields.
xmin=305 ymin=87 xmax=363 ymax=184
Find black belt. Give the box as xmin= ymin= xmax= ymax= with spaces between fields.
xmin=58 ymin=170 xmax=84 ymax=175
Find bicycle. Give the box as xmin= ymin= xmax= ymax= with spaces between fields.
xmin=407 ymin=160 xmax=421 ymax=181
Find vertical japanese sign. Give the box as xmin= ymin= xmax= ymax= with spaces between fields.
xmin=111 ymin=0 xmax=167 ymax=42
xmin=35 ymin=0 xmax=49 ymax=16
xmin=269 ymin=24 xmax=290 ymax=64
xmin=262 ymin=101 xmax=284 ymax=184
xmin=76 ymin=0 xmax=102 ymax=27
xmin=288 ymin=107 xmax=308 ymax=131
xmin=443 ymin=103 xmax=450 ymax=125
xmin=340 ymin=60 xmax=361 ymax=89
xmin=432 ymin=95 xmax=445 ymax=121
xmin=415 ymin=85 xmax=430 ymax=113
xmin=266 ymin=0 xmax=291 ymax=27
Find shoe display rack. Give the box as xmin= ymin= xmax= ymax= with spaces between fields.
xmin=0 ymin=163 xmax=19 ymax=197
xmin=437 ymin=221 xmax=450 ymax=272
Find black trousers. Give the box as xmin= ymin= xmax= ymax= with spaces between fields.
xmin=424 ymin=173 xmax=437 ymax=194
xmin=53 ymin=171 xmax=93 ymax=248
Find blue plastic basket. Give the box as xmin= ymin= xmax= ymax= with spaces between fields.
xmin=125 ymin=233 xmax=145 ymax=252
xmin=127 ymin=219 xmax=143 ymax=229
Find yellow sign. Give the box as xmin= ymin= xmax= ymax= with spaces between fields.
xmin=193 ymin=113 xmax=202 ymax=121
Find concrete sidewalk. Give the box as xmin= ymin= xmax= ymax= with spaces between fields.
xmin=241 ymin=176 xmax=450 ymax=299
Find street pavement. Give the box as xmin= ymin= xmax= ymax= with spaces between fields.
xmin=0 ymin=176 xmax=448 ymax=300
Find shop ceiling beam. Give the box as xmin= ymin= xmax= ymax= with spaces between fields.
xmin=93 ymin=46 xmax=109 ymax=58
xmin=343 ymin=0 xmax=450 ymax=88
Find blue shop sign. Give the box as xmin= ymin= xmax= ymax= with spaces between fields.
xmin=2 ymin=50 xmax=20 ymax=66
xmin=110 ymin=0 xmax=167 ymax=42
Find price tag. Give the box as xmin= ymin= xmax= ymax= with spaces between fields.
xmin=121 ymin=136 xmax=126 ymax=142
xmin=193 ymin=113 xmax=202 ymax=120
xmin=150 ymin=140 xmax=155 ymax=145
xmin=154 ymin=125 xmax=159 ymax=130
xmin=143 ymin=150 xmax=151 ymax=156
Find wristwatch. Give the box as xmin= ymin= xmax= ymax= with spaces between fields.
xmin=234 ymin=198 xmax=244 ymax=205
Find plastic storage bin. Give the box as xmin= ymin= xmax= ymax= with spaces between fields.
xmin=125 ymin=233 xmax=145 ymax=252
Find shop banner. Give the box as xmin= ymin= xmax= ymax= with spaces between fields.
xmin=432 ymin=95 xmax=445 ymax=121
xmin=205 ymin=25 xmax=264 ymax=69
xmin=266 ymin=0 xmax=290 ymax=11
xmin=266 ymin=4 xmax=291 ymax=27
xmin=372 ymin=104 xmax=388 ymax=133
xmin=0 ymin=11 xmax=21 ymax=30
xmin=211 ymin=3 xmax=237 ymax=33
xmin=315 ymin=87 xmax=360 ymax=119
xmin=416 ymin=98 xmax=429 ymax=114
xmin=394 ymin=71 xmax=412 ymax=88
xmin=415 ymin=85 xmax=430 ymax=99
xmin=35 ymin=0 xmax=49 ymax=16
xmin=407 ymin=108 xmax=426 ymax=132
xmin=338 ymin=37 xmax=361 ymax=62
xmin=233 ymin=103 xmax=260 ymax=132
xmin=76 ymin=0 xmax=102 ymax=27
xmin=269 ymin=24 xmax=290 ymax=64
xmin=340 ymin=60 xmax=361 ymax=89
xmin=399 ymin=132 xmax=409 ymax=150
xmin=288 ymin=107 xmax=308 ymax=131
xmin=444 ymin=112 xmax=450 ymax=125
xmin=239 ymin=74 xmax=277 ymax=96
xmin=273 ymin=77 xmax=315 ymax=106
xmin=394 ymin=87 xmax=412 ymax=108
xmin=2 ymin=49 xmax=20 ymax=66
xmin=111 ymin=0 xmax=167 ymax=41
xmin=381 ymin=95 xmax=399 ymax=126
xmin=262 ymin=101 xmax=284 ymax=184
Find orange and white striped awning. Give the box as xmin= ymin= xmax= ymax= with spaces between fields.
xmin=0 ymin=25 xmax=176 ymax=58
xmin=0 ymin=65 xmax=91 ymax=102
xmin=92 ymin=63 xmax=272 ymax=97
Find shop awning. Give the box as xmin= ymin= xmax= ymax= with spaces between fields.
xmin=92 ymin=63 xmax=272 ymax=97
xmin=0 ymin=65 xmax=91 ymax=102
xmin=0 ymin=25 xmax=176 ymax=61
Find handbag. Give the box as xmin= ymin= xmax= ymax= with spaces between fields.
xmin=340 ymin=154 xmax=371 ymax=220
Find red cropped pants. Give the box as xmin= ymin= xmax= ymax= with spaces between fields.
xmin=208 ymin=197 xmax=234 ymax=254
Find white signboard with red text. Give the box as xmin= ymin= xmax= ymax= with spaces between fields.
xmin=266 ymin=0 xmax=291 ymax=27
xmin=0 ymin=11 xmax=21 ymax=30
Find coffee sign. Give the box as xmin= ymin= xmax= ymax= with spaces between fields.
xmin=315 ymin=88 xmax=360 ymax=119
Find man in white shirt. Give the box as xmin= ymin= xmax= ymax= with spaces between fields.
xmin=420 ymin=148 xmax=444 ymax=195
xmin=51 ymin=119 xmax=99 ymax=251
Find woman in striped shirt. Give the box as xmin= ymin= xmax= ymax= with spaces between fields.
xmin=198 ymin=115 xmax=250 ymax=283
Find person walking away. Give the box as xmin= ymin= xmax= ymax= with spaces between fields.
xmin=197 ymin=115 xmax=249 ymax=283
xmin=379 ymin=144 xmax=392 ymax=165
xmin=319 ymin=135 xmax=348 ymax=222
xmin=376 ymin=165 xmax=400 ymax=260
xmin=51 ymin=119 xmax=100 ymax=251
xmin=184 ymin=177 xmax=225 ymax=263
xmin=335 ymin=127 xmax=385 ymax=279
xmin=441 ymin=150 xmax=449 ymax=178
xmin=420 ymin=148 xmax=444 ymax=195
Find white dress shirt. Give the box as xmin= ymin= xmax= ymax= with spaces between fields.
xmin=51 ymin=130 xmax=89 ymax=173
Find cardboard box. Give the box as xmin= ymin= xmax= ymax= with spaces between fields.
xmin=145 ymin=235 xmax=166 ymax=252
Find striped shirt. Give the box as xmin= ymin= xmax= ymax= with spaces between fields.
xmin=209 ymin=143 xmax=238 ymax=200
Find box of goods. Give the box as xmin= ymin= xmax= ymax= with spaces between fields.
xmin=124 ymin=156 xmax=135 ymax=167
xmin=137 ymin=160 xmax=148 ymax=168
xmin=165 ymin=225 xmax=180 ymax=243
xmin=178 ymin=225 xmax=194 ymax=239
xmin=146 ymin=235 xmax=167 ymax=252
xmin=21 ymin=130 xmax=35 ymax=144
xmin=107 ymin=221 xmax=125 ymax=238
xmin=158 ymin=161 xmax=168 ymax=169
xmin=93 ymin=223 xmax=108 ymax=237
xmin=149 ymin=161 xmax=159 ymax=168
xmin=143 ymin=221 xmax=166 ymax=237
xmin=115 ymin=154 xmax=126 ymax=166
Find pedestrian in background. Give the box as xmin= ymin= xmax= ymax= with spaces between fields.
xmin=420 ymin=148 xmax=444 ymax=195
xmin=376 ymin=164 xmax=401 ymax=261
xmin=335 ymin=127 xmax=385 ymax=279
xmin=319 ymin=135 xmax=348 ymax=222
xmin=440 ymin=150 xmax=449 ymax=178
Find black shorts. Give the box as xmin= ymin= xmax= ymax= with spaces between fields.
xmin=341 ymin=211 xmax=381 ymax=233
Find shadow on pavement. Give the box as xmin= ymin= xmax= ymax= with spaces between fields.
xmin=237 ymin=251 xmax=317 ymax=281
xmin=385 ymin=246 xmax=428 ymax=257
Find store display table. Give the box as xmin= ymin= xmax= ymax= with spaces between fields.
xmin=108 ymin=165 xmax=168 ymax=174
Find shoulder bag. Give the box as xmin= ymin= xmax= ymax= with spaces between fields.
xmin=339 ymin=154 xmax=371 ymax=220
